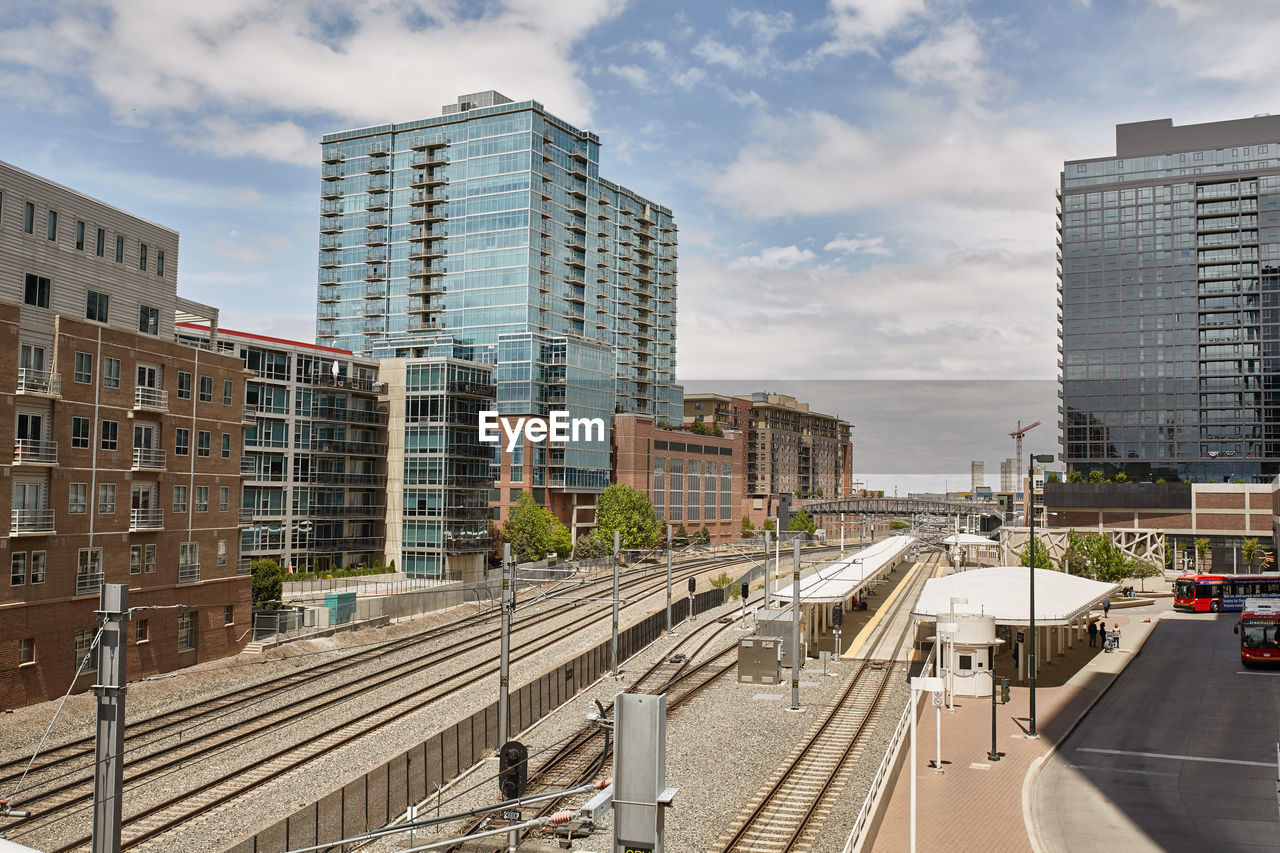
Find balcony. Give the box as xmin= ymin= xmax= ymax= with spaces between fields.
xmin=312 ymin=404 xmax=389 ymax=426
xmin=75 ymin=571 xmax=104 ymax=597
xmin=132 ymin=448 xmax=167 ymax=471
xmin=134 ymin=386 xmax=169 ymax=413
xmin=178 ymin=562 xmax=201 ymax=584
xmin=364 ymin=303 xmax=386 ymax=319
xmin=237 ymin=556 xmax=253 ymax=577
xmin=129 ymin=507 xmax=164 ymax=531
xmin=365 ymin=194 xmax=388 ymax=212
xmin=364 ymin=266 xmax=387 ymax=282
xmin=240 ymin=456 xmax=257 ymax=476
xmin=313 ymin=437 xmax=388 ymax=456
xmin=237 ymin=507 xmax=255 ymax=524
xmin=16 ymin=368 xmax=61 ymax=398
xmin=408 ymin=317 xmax=443 ymax=333
xmin=409 ymin=260 xmax=446 ymax=278
xmin=408 ymin=243 xmax=445 ymax=261
xmin=311 ymin=470 xmax=387 ymax=487
xmin=321 ymin=185 xmax=342 ymax=201
xmin=411 ymin=148 xmax=448 ymax=168
xmin=241 ymin=404 xmax=257 ymax=424
xmin=365 ymin=212 xmax=388 ymax=229
xmin=308 ymin=504 xmax=387 ymax=518
xmin=322 ymin=163 xmax=343 ymax=180
xmin=319 ymin=234 xmax=342 ymax=251
xmin=363 ymin=320 xmax=385 ymax=335
xmin=320 ymin=200 xmax=342 ymax=217
xmin=364 ymin=228 xmax=389 ymax=246
xmin=13 ymin=439 xmax=57 ymax=466
xmin=11 ymin=508 xmax=54 ymax=536
xmin=364 ymin=249 xmax=388 ymax=265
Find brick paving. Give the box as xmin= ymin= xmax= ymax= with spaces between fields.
xmin=867 ymin=603 xmax=1162 ymax=852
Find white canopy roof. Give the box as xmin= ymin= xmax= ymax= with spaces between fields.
xmin=773 ymin=535 xmax=916 ymax=605
xmin=941 ymin=533 xmax=997 ymax=546
xmin=912 ymin=567 xmax=1119 ymax=626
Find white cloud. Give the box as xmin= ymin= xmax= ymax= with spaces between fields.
xmin=729 ymin=245 xmax=816 ymax=269
xmin=174 ymin=116 xmax=313 ymax=166
xmin=693 ymin=37 xmax=748 ymax=71
xmin=608 ymin=63 xmax=649 ymax=88
xmin=1152 ymin=0 xmax=1280 ymax=88
xmin=728 ymin=9 xmax=795 ymax=43
xmin=818 ymin=0 xmax=929 ymax=56
xmin=825 ymin=234 xmax=892 ymax=256
xmin=889 ymin=18 xmax=988 ymax=102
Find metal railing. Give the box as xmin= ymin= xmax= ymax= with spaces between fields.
xmin=17 ymin=368 xmax=60 ymax=396
xmin=178 ymin=562 xmax=201 ymax=584
xmin=129 ymin=507 xmax=164 ymax=531
xmin=75 ymin=571 xmax=104 ymax=597
xmin=11 ymin=508 xmax=54 ymax=534
xmin=134 ymin=386 xmax=169 ymax=411
xmin=132 ymin=447 xmax=167 ymax=469
xmin=13 ymin=439 xmax=57 ymax=465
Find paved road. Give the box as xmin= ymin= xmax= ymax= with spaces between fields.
xmin=1034 ymin=607 xmax=1280 ymax=852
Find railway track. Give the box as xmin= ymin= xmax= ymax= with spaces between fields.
xmin=714 ymin=550 xmax=943 ymax=852
xmin=5 ymin=549 xmax=829 ymax=852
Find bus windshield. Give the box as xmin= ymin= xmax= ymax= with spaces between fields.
xmin=1175 ymin=579 xmax=1195 ymax=598
xmin=1242 ymin=623 xmax=1280 ymax=648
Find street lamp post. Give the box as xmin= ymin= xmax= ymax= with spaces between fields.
xmin=1028 ymin=452 xmax=1055 ymax=738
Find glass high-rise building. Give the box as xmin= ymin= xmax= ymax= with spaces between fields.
xmin=316 ymin=91 xmax=681 ymax=424
xmin=1059 ymin=115 xmax=1280 ymax=482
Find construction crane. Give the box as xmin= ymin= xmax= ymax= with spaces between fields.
xmin=1010 ymin=419 xmax=1041 ymax=486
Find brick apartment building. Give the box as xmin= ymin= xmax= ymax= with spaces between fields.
xmin=612 ymin=413 xmax=746 ymax=542
xmin=0 ymin=161 xmax=249 ymax=709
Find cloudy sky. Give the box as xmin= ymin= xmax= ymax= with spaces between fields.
xmin=1 ymin=0 xmax=1274 ymax=491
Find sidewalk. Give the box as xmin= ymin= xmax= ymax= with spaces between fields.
xmin=867 ymin=603 xmax=1165 ymax=852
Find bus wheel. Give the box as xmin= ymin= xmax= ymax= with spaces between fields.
xmin=1210 ymin=600 xmax=1220 ymax=613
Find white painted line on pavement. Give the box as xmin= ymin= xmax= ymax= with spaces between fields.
xmin=1237 ymin=670 xmax=1280 ymax=675
xmin=1077 ymin=747 xmax=1272 ymax=768
xmin=1069 ymin=763 xmax=1179 ymax=778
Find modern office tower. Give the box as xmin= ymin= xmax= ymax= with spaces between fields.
xmin=971 ymin=460 xmax=986 ymax=492
xmin=0 ymin=160 xmax=250 ymax=707
xmin=692 ymin=392 xmax=851 ymax=500
xmin=315 ymin=90 xmax=680 ymax=420
xmin=379 ymin=347 xmax=495 ymax=580
xmin=1059 ymin=115 xmax=1280 ymax=482
xmin=1000 ymin=457 xmax=1017 ymax=493
xmin=175 ymin=325 xmax=389 ymax=573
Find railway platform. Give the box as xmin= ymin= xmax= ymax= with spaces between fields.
xmin=864 ymin=603 xmax=1165 ymax=852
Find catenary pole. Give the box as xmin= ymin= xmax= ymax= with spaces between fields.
xmin=91 ymin=583 xmax=128 ymax=853
xmin=498 ymin=544 xmax=512 ymax=745
xmin=611 ymin=529 xmax=621 ymax=677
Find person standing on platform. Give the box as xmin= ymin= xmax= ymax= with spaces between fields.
xmin=1103 ymin=597 xmax=1111 ymax=618
xmin=1088 ymin=620 xmax=1098 ymax=648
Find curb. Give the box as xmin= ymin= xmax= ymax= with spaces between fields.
xmin=1020 ymin=612 xmax=1165 ymax=853
xmin=841 ymin=560 xmax=922 ymax=660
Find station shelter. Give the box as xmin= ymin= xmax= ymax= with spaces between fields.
xmin=940 ymin=532 xmax=1000 ymax=569
xmin=911 ymin=567 xmax=1120 ymax=692
xmin=770 ymin=535 xmax=916 ymax=657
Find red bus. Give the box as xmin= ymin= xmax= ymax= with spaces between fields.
xmin=1235 ymin=599 xmax=1280 ymax=666
xmin=1173 ymin=573 xmax=1280 ymax=612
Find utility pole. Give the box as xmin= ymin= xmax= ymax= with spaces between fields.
xmin=790 ymin=541 xmax=801 ymax=711
xmin=763 ymin=529 xmax=772 ymax=611
xmin=92 ymin=583 xmax=128 ymax=853
xmin=499 ymin=543 xmax=512 ymax=745
xmin=665 ymin=524 xmax=673 ymax=634
xmin=611 ymin=529 xmax=621 ymax=677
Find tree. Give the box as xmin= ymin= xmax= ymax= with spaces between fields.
xmin=1076 ymin=533 xmax=1132 ymax=584
xmin=1111 ymin=472 xmax=1129 ymax=483
xmin=674 ymin=523 xmax=689 ymax=546
xmin=788 ymin=508 xmax=817 ymax=535
xmin=1087 ymin=469 xmax=1105 ymax=483
xmin=572 ymin=530 xmax=608 ymax=560
xmin=1129 ymin=559 xmax=1163 ymax=592
xmin=1059 ymin=530 xmax=1088 ymax=576
xmin=1018 ymin=537 xmax=1054 ymax=570
xmin=594 ymin=484 xmax=661 ymax=552
xmin=1067 ymin=470 xmax=1083 ymax=483
xmin=1195 ymin=537 xmax=1210 ymax=569
xmin=1046 ymin=471 xmax=1061 ymax=483
xmin=696 ymin=526 xmax=711 ymax=545
xmin=251 ymin=559 xmax=284 ymax=609
xmin=741 ymin=515 xmax=756 ymax=537
xmin=762 ymin=518 xmax=777 ymax=533
xmin=1242 ymin=537 xmax=1260 ymax=572
xmin=503 ymin=491 xmax=567 ymax=562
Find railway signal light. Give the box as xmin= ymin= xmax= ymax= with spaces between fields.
xmin=741 ymin=582 xmax=749 ymax=602
xmin=688 ymin=577 xmax=696 ymax=595
xmin=999 ymin=677 xmax=1010 ymax=704
xmin=832 ymin=604 xmax=843 ymax=627
xmin=498 ymin=740 xmax=528 ymax=800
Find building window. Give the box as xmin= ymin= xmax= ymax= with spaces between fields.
xmin=69 ymin=482 xmax=87 ymax=513
xmin=221 ymin=433 xmax=231 ymax=458
xmin=46 ymin=210 xmax=57 ymax=241
xmin=223 ymin=380 xmax=233 ymax=405
xmin=218 ymin=539 xmax=227 ymax=566
xmin=100 ymin=420 xmax=118 ymax=451
xmin=177 ymin=613 xmax=196 ymax=652
xmin=114 ymin=234 xmax=124 ymax=263
xmin=71 ymin=417 xmax=90 ymax=448
xmin=173 ymin=485 xmax=188 ymax=513
xmin=223 ymin=604 xmax=233 ymax=624
xmin=139 ymin=243 xmax=147 ymax=271
xmin=77 ymin=547 xmax=102 ymax=579
xmin=144 ymin=544 xmax=156 ymax=573
xmin=138 ymin=305 xmax=159 ymax=335
xmin=219 ymin=485 xmax=229 ymax=512
xmin=130 ymin=544 xmax=142 ymax=575
xmin=30 ymin=551 xmax=45 ymax=584
xmin=10 ymin=552 xmax=25 ymax=586
xmin=23 ymin=202 xmax=34 ymax=233
xmin=175 ymin=428 xmax=189 ymax=455
xmin=197 ymin=430 xmax=210 ymax=457
xmin=135 ymin=619 xmax=148 ymax=642
xmin=86 ymin=290 xmax=109 ymax=323
xmin=98 ymin=483 xmax=116 ymax=514
xmin=23 ymin=273 xmax=49 ymax=308
xmin=75 ymin=220 xmax=85 ymax=250
xmin=195 ymin=485 xmax=208 ymax=512
xmin=74 ymin=351 xmax=93 ymax=384
xmin=177 ymin=371 xmax=192 ymax=399
xmin=102 ymin=357 xmax=120 ymax=388
xmin=74 ymin=629 xmax=96 ymax=671
xmin=199 ymin=376 xmax=212 ymax=402
xmin=156 ymin=250 xmax=165 ymax=277
xmin=18 ymin=637 xmax=34 ymax=665
xmin=95 ymin=227 xmax=105 ymax=257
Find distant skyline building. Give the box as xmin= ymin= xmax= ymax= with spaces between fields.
xmin=1000 ymin=457 xmax=1016 ymax=493
xmin=1060 ymin=114 xmax=1280 ymax=482
xmin=971 ymin=460 xmax=985 ymax=492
